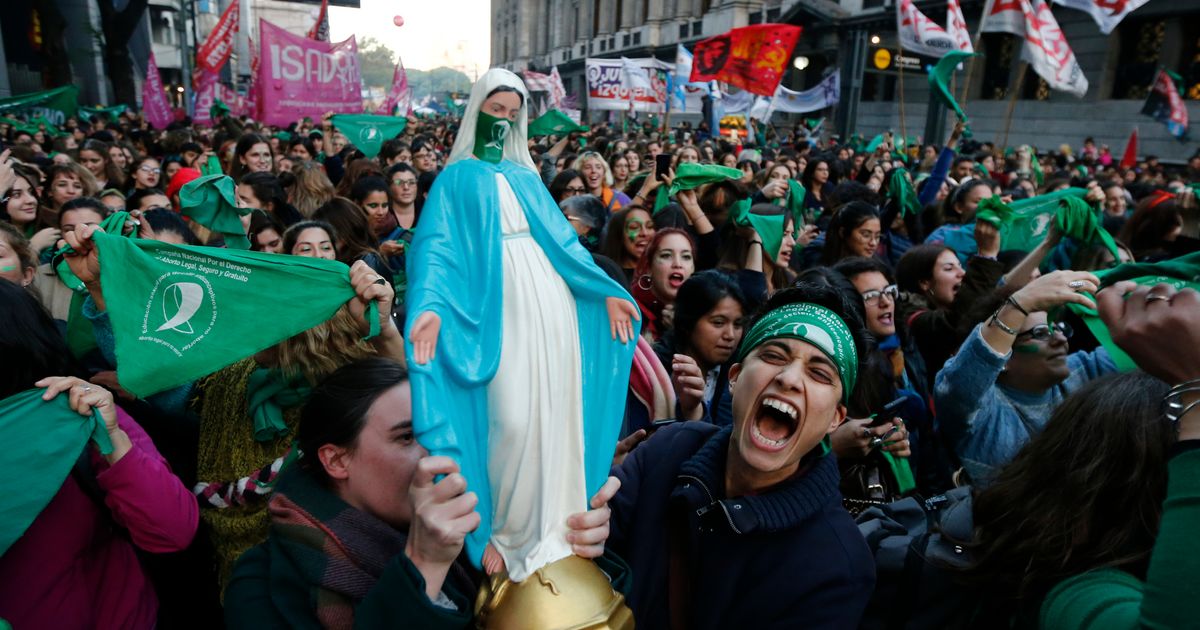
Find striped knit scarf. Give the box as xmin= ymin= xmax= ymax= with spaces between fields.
xmin=267 ymin=467 xmax=410 ymax=630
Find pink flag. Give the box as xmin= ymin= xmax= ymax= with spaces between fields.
xmin=142 ymin=52 xmax=173 ymax=130
xmin=193 ymin=69 xmax=219 ymax=126
xmin=196 ymin=0 xmax=239 ymax=73
xmin=379 ymin=57 xmax=411 ymax=116
xmin=523 ymin=70 xmax=552 ymax=92
xmin=258 ymin=19 xmax=362 ymax=127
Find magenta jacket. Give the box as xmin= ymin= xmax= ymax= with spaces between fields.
xmin=0 ymin=407 xmax=199 ymax=629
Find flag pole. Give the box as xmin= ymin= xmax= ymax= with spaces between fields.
xmin=961 ymin=0 xmax=995 ymax=106
xmin=1000 ymin=61 xmax=1027 ymax=149
xmin=897 ymin=49 xmax=909 ymax=152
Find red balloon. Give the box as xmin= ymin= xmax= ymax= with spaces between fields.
xmin=393 ymin=15 xmax=404 ymax=27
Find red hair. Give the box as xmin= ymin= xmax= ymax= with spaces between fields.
xmin=631 ymin=228 xmax=697 ymax=339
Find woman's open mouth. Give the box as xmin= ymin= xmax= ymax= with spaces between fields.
xmin=750 ymin=396 xmax=799 ymax=452
xmin=668 ymin=272 xmax=686 ymax=289
xmin=878 ymin=311 xmax=894 ymax=327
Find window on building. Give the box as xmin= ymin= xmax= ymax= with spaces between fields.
xmin=1112 ymin=18 xmax=1166 ymax=99
xmin=979 ymin=33 xmax=1016 ymax=100
xmin=749 ymin=10 xmax=761 ymax=23
xmin=151 ymin=8 xmax=175 ymax=46
xmin=766 ymin=8 xmax=780 ymax=21
xmin=633 ymin=32 xmax=642 ymax=45
xmin=601 ymin=40 xmax=607 ymax=51
xmin=1181 ymin=12 xmax=1200 ymax=100
xmin=862 ymin=73 xmax=896 ymax=102
xmin=623 ymin=33 xmax=631 ymax=47
xmin=692 ymin=20 xmax=702 ymax=36
xmin=680 ymin=23 xmax=688 ymax=38
xmin=862 ymin=0 xmax=884 ymax=9
xmin=593 ymin=0 xmax=602 ymax=37
xmin=609 ymin=36 xmax=615 ymax=49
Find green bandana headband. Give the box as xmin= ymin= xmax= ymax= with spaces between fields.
xmin=735 ymin=302 xmax=858 ymax=402
xmin=729 ymin=198 xmax=803 ymax=262
xmin=473 ymin=111 xmax=512 ymax=164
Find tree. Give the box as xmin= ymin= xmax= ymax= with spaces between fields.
xmin=358 ymin=37 xmax=398 ymax=89
xmin=96 ymin=0 xmax=149 ymax=106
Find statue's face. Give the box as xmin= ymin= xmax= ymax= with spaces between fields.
xmin=482 ymin=91 xmax=522 ymax=122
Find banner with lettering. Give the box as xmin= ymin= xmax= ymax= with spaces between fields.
xmin=689 ymin=24 xmax=803 ymax=96
xmin=197 ymin=0 xmax=239 ymax=73
xmin=258 ymin=19 xmax=363 ymax=127
xmin=0 ymin=86 xmax=78 ymax=126
xmin=584 ymin=57 xmax=670 ymax=112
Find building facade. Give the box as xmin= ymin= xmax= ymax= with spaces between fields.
xmin=492 ymin=0 xmax=1200 ymax=161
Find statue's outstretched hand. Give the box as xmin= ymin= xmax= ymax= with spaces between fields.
xmin=606 ymin=297 xmax=640 ymax=344
xmin=410 ymin=311 xmax=442 ymax=364
xmin=566 ymin=476 xmax=620 ymax=559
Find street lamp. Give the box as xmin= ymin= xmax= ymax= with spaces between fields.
xmin=870 ymin=34 xmax=881 ymax=44
xmin=793 ymin=56 xmax=810 ymax=70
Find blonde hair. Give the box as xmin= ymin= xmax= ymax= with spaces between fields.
xmin=289 ymin=160 xmax=335 ymax=218
xmin=572 ymin=152 xmax=614 ymax=188
xmin=275 ymin=305 xmax=375 ymax=385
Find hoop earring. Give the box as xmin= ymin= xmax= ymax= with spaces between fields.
xmin=636 ymin=274 xmax=652 ymax=291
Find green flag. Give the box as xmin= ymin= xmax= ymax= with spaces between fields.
xmin=209 ymin=98 xmax=231 ymax=122
xmin=0 ymin=389 xmax=113 ymax=556
xmin=668 ymin=163 xmax=744 ymax=196
xmin=79 ymin=104 xmax=127 ymax=121
xmin=928 ymin=51 xmax=976 ymax=123
xmin=0 ymin=86 xmax=78 ymax=126
xmin=974 ymin=188 xmax=1087 ymax=252
xmin=331 ymin=114 xmax=408 ymax=158
xmin=888 ymin=168 xmax=922 ymax=218
xmin=786 ymin=180 xmax=809 ymax=223
xmin=865 ymin=133 xmax=886 ymax=153
xmin=92 ymin=231 xmax=374 ymax=397
xmin=527 ymin=109 xmax=589 ymax=137
xmin=179 ymin=175 xmax=252 ymax=250
xmin=1055 ymin=196 xmax=1121 ymax=263
xmin=729 ymin=197 xmax=802 ymax=261
xmin=1067 ymin=252 xmax=1200 ymax=371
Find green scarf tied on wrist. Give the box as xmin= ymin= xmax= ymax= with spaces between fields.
xmin=888 ymin=168 xmax=922 ymax=218
xmin=246 ymin=368 xmax=312 ymax=443
xmin=180 ymin=175 xmax=252 ymax=250
xmin=0 ymin=389 xmax=114 ymax=556
xmin=735 ymin=302 xmax=858 ymax=403
xmin=1067 ymin=251 xmax=1200 ymax=372
xmin=728 ymin=196 xmax=804 ymax=262
xmin=472 ymin=111 xmax=512 ymax=164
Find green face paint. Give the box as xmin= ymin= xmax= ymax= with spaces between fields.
xmin=0 ymin=265 xmax=16 ymax=272
xmin=1013 ymin=344 xmax=1041 ymax=354
xmin=472 ymin=111 xmax=512 ymax=164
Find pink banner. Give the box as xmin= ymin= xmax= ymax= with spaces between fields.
xmin=258 ymin=19 xmax=362 ymax=127
xmin=193 ymin=69 xmax=219 ymax=126
xmin=142 ymin=52 xmax=173 ymax=130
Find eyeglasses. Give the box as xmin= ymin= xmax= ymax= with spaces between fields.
xmin=856 ymin=229 xmax=882 ymax=244
xmin=392 ymin=179 xmax=418 ymax=188
xmin=564 ymin=186 xmax=587 ymax=195
xmin=1016 ymin=321 xmax=1073 ymax=342
xmin=139 ymin=166 xmax=161 ymax=174
xmin=860 ymin=284 xmax=898 ymax=306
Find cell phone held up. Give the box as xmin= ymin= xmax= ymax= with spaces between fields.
xmin=869 ymin=395 xmax=908 ymax=427
xmin=654 ymin=153 xmax=672 ymax=179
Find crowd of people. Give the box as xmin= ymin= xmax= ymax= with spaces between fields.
xmin=2 ymin=72 xmax=1200 ymax=629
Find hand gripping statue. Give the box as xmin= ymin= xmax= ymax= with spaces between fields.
xmin=404 ymin=69 xmax=639 ymax=628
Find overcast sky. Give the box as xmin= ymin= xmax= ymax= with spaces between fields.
xmin=329 ymin=0 xmax=491 ymax=74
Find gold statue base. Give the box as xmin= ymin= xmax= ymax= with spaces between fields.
xmin=474 ymin=555 xmax=634 ymax=629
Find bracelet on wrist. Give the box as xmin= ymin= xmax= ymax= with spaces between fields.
xmin=1005 ymin=295 xmax=1030 ymax=316
xmin=988 ymin=309 xmax=1018 ymax=335
xmin=748 ymin=240 xmax=764 ymax=247
xmin=1164 ymin=379 xmax=1200 ymax=424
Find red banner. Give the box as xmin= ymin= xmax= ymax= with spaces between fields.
xmin=197 ymin=0 xmax=239 ymax=73
xmin=689 ymin=24 xmax=802 ymax=96
xmin=308 ymin=0 xmax=330 ymax=41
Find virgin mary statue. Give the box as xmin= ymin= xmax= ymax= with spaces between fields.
xmin=404 ymin=69 xmax=638 ymax=623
